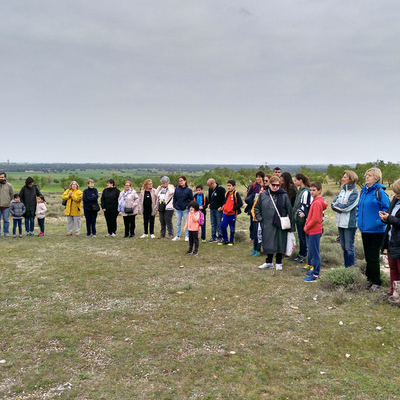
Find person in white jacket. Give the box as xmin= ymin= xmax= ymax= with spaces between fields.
xmin=35 ymin=195 xmax=47 ymax=237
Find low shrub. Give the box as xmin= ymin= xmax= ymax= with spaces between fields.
xmin=319 ymin=267 xmax=368 ymax=292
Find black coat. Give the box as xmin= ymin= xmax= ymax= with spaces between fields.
xmin=19 ymin=185 xmax=42 ymax=218
xmin=101 ymin=187 xmax=121 ymax=213
xmin=382 ymin=197 xmax=400 ymax=259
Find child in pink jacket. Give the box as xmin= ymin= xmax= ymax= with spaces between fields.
xmin=184 ymin=201 xmax=201 ymax=255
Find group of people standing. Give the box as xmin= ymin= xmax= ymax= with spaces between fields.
xmin=1 ymin=168 xmax=400 ymax=296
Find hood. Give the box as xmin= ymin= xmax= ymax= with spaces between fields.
xmin=314 ymin=196 xmax=328 ymax=210
xmin=362 ymin=182 xmax=386 ymax=193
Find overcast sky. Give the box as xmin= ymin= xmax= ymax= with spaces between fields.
xmin=1 ymin=1 xmax=399 ymax=166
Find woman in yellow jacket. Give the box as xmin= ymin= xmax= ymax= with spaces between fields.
xmin=61 ymin=181 xmax=83 ymax=236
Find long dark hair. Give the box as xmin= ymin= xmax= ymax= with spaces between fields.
xmin=280 ymin=172 xmax=294 ymax=198
xmin=294 ymin=173 xmax=310 ymax=187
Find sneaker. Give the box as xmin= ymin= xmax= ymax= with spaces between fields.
xmin=105 ymin=233 xmax=111 ymax=237
xmin=130 ymin=234 xmax=135 ymax=238
xmin=92 ymin=235 xmax=96 ymax=238
xmin=150 ymin=234 xmax=156 ymax=239
xmin=111 ymin=233 xmax=116 ymax=237
xmin=85 ymin=234 xmax=91 ymax=237
xmin=168 ymin=235 xmax=174 ymax=239
xmin=250 ymin=250 xmax=256 ymax=256
xmin=192 ymin=252 xmax=198 ymax=256
xmin=185 ymin=251 xmax=193 ymax=255
xmin=39 ymin=232 xmax=44 ymax=237
xmin=253 ymin=251 xmax=260 ymax=257
xmin=19 ymin=234 xmax=23 ymax=238
xmin=202 ymin=239 xmax=206 ymax=243
xmin=291 ymin=255 xmax=304 ymax=263
xmin=218 ymin=241 xmax=229 ymax=246
xmin=140 ymin=234 xmax=148 ymax=238
xmin=207 ymin=239 xmax=217 ymax=243
xmin=228 ymin=243 xmax=234 ymax=247
xmin=185 ymin=236 xmax=189 ymax=242
xmin=172 ymin=236 xmax=180 ymax=241
xmin=124 ymin=235 xmax=129 ymax=238
xmin=258 ymin=263 xmax=274 ymax=269
xmin=275 ymin=263 xmax=283 ymax=270
xmin=301 ymin=264 xmax=313 ymax=271
xmin=13 ymin=234 xmax=16 ymax=238
xmin=303 ymin=274 xmax=318 ymax=282
xmin=305 ymin=270 xmax=315 ymax=277
xmin=5 ymin=234 xmax=10 ymax=237
xmin=368 ymin=284 xmax=381 ymax=292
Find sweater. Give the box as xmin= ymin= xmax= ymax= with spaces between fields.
xmin=184 ymin=211 xmax=200 ymax=231
xmin=101 ymin=187 xmax=121 ymax=212
xmin=0 ymin=181 xmax=14 ymax=208
xmin=35 ymin=203 xmax=47 ymax=219
xmin=304 ymin=196 xmax=328 ymax=235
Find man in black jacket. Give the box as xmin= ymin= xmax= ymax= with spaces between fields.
xmin=207 ymin=179 xmax=226 ymax=243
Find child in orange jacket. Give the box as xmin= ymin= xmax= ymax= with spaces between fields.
xmin=184 ymin=201 xmax=201 ymax=255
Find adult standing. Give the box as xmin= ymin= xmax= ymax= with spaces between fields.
xmin=380 ymin=178 xmax=400 ymax=297
xmin=101 ymin=179 xmax=121 ymax=237
xmin=118 ymin=181 xmax=139 ymax=238
xmin=331 ymin=171 xmax=360 ymax=268
xmin=255 ymin=175 xmax=294 ymax=270
xmin=82 ymin=179 xmax=99 ymax=237
xmin=19 ymin=177 xmax=42 ymax=236
xmin=273 ymin=167 xmax=282 ymax=178
xmin=207 ymin=179 xmax=226 ymax=243
xmin=172 ymin=176 xmax=193 ymax=242
xmin=61 ymin=180 xmax=83 ymax=236
xmin=357 ymin=167 xmax=390 ymax=291
xmin=155 ymin=176 xmax=175 ymax=239
xmin=291 ymin=173 xmax=312 ymax=264
xmin=0 ymin=172 xmax=14 ymax=237
xmin=138 ymin=179 xmax=158 ymax=239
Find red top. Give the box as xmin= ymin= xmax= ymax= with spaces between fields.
xmin=223 ymin=191 xmax=236 ymax=215
xmin=304 ymin=196 xmax=328 ymax=235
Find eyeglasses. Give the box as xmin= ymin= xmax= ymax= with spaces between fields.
xmin=264 ymin=180 xmax=269 ymax=182
xmin=270 ymin=184 xmax=280 ymax=188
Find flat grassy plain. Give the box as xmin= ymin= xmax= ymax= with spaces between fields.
xmin=1 ymin=192 xmax=399 ymax=399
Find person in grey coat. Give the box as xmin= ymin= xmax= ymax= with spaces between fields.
xmin=255 ymin=175 xmax=294 ymax=271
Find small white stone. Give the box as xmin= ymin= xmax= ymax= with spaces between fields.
xmin=339 ymin=321 xmax=344 ymax=325
xmin=376 ymin=326 xmax=383 ymax=330
xmin=345 ymin=354 xmax=350 ymax=358
xmin=0 ymin=360 xmax=6 ymax=364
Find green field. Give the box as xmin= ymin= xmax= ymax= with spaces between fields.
xmin=0 ymin=191 xmax=399 ymax=399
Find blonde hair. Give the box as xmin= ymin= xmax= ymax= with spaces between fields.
xmin=269 ymin=176 xmax=280 ymax=185
xmin=343 ymin=170 xmax=358 ymax=185
xmin=142 ymin=179 xmax=152 ymax=190
xmin=69 ymin=181 xmax=79 ymax=189
xmin=124 ymin=181 xmax=131 ymax=186
xmin=365 ymin=167 xmax=382 ymax=183
xmin=392 ymin=179 xmax=400 ymax=195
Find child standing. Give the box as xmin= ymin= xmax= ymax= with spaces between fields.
xmin=184 ymin=201 xmax=201 ymax=255
xmin=194 ymin=185 xmax=208 ymax=243
xmin=219 ymin=180 xmax=243 ymax=246
xmin=303 ymin=182 xmax=327 ymax=281
xmin=9 ymin=194 xmax=26 ymax=238
xmin=36 ymin=196 xmax=47 ymax=237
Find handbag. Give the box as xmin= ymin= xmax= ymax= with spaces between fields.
xmin=269 ymin=192 xmax=291 ymax=230
xmin=92 ymin=203 xmax=100 ymax=212
xmin=62 ymin=199 xmax=67 ymax=206
xmin=124 ymin=207 xmax=133 ymax=214
xmin=158 ymin=196 xmax=172 ymax=213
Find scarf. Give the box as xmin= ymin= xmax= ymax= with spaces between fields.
xmin=118 ymin=189 xmax=131 ymax=212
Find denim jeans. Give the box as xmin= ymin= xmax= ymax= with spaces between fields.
xmin=338 ymin=227 xmax=356 ymax=268
xmin=84 ymin=209 xmax=97 ymax=235
xmin=296 ymin=222 xmax=307 ymax=258
xmin=306 ymin=233 xmax=322 ymax=275
xmin=175 ymin=208 xmax=189 ymax=238
xmin=0 ymin=208 xmax=10 ymax=235
xmin=13 ymin=218 xmax=22 ymax=235
xmin=25 ymin=216 xmax=35 ymax=234
xmin=210 ymin=209 xmax=223 ymax=240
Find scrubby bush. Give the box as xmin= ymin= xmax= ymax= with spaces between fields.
xmin=319 ymin=267 xmax=368 ymax=292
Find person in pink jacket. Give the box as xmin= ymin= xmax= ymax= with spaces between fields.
xmin=303 ymin=182 xmax=328 ymax=281
xmin=184 ymin=201 xmax=201 ymax=256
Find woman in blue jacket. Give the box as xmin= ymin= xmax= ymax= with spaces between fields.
xmin=172 ymin=176 xmax=193 ymax=242
xmin=357 ymin=167 xmax=390 ymax=291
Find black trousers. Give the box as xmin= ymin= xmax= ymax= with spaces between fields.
xmin=188 ymin=230 xmax=199 ymax=253
xmin=159 ymin=210 xmax=174 ymax=237
xmin=361 ymin=232 xmax=384 ymax=286
xmin=104 ymin=210 xmax=118 ymax=234
xmin=143 ymin=212 xmax=155 ymax=235
xmin=123 ymin=215 xmax=136 ymax=236
xmin=84 ymin=209 xmax=97 ymax=235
